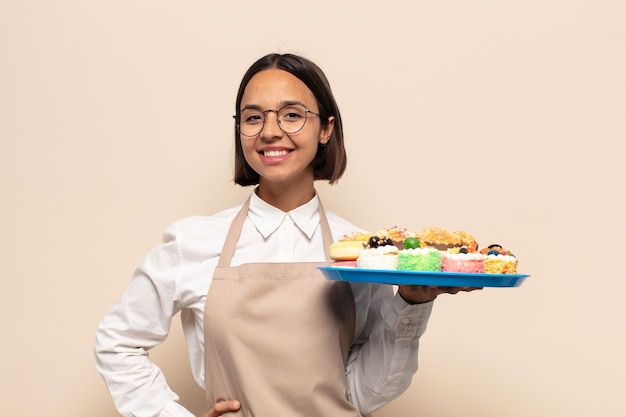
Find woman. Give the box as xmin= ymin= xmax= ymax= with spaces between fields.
xmin=95 ymin=53 xmax=473 ymax=417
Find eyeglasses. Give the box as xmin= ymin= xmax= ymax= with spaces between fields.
xmin=233 ymin=103 xmax=320 ymax=137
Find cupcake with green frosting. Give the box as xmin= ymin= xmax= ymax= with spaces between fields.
xmin=397 ymin=247 xmax=442 ymax=272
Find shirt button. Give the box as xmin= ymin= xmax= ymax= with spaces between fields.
xmin=401 ymin=318 xmax=410 ymax=324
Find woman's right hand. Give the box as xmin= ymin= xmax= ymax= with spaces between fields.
xmin=202 ymin=400 xmax=241 ymax=417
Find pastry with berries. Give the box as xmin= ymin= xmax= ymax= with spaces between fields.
xmin=356 ymin=236 xmax=399 ymax=270
xmin=480 ymin=244 xmax=518 ymax=274
xmin=374 ymin=226 xmax=418 ymax=249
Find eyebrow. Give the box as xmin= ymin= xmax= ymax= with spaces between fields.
xmin=240 ymin=100 xmax=307 ymax=111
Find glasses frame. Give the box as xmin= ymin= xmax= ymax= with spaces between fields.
xmin=233 ymin=104 xmax=321 ymax=137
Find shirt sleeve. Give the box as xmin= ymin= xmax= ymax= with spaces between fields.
xmin=345 ymin=284 xmax=434 ymax=415
xmin=94 ymin=224 xmax=195 ymax=417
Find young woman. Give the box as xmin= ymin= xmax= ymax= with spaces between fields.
xmin=95 ymin=53 xmax=474 ymax=417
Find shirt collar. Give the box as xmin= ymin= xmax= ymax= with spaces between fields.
xmin=248 ymin=190 xmax=321 ymax=239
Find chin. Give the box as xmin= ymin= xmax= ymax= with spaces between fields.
xmin=258 ymin=170 xmax=314 ymax=186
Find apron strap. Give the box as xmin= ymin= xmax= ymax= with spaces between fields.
xmin=217 ymin=193 xmax=333 ymax=268
xmin=317 ymin=197 xmax=333 ymax=261
xmin=216 ymin=197 xmax=251 ymax=268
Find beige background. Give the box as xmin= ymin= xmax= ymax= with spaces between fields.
xmin=1 ymin=1 xmax=624 ymax=416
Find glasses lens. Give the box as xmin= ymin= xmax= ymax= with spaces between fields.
xmin=239 ymin=109 xmax=264 ymax=137
xmin=277 ymin=105 xmax=307 ymax=134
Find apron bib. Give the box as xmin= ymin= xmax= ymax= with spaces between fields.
xmin=203 ymin=197 xmax=362 ymax=417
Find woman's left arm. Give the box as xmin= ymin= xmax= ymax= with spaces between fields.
xmin=345 ymin=283 xmax=434 ymax=415
xmin=346 ymin=284 xmax=480 ymax=414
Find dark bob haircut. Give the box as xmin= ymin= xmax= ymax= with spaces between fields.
xmin=233 ymin=53 xmax=347 ymax=186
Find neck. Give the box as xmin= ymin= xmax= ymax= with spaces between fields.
xmin=256 ymin=180 xmax=316 ymax=212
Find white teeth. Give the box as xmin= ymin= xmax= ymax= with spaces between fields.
xmin=263 ymin=150 xmax=289 ymax=157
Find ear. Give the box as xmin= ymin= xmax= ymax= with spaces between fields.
xmin=320 ymin=116 xmax=335 ymax=145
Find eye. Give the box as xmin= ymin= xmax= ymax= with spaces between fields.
xmin=246 ymin=114 xmax=263 ymax=123
xmin=241 ymin=111 xmax=263 ymax=124
xmin=279 ymin=106 xmax=306 ymax=121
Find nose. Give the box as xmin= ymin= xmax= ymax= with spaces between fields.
xmin=260 ymin=110 xmax=283 ymax=140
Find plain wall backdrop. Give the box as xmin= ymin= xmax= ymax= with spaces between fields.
xmin=1 ymin=1 xmax=624 ymax=416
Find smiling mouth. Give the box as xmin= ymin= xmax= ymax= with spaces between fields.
xmin=261 ymin=150 xmax=291 ymax=157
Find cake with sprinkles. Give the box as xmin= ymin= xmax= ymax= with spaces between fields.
xmin=480 ymin=244 xmax=518 ymax=274
xmin=397 ymin=246 xmax=442 ymax=272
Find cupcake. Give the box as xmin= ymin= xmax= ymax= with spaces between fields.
xmin=397 ymin=247 xmax=442 ymax=272
xmin=442 ymin=248 xmax=486 ymax=273
xmin=480 ymin=244 xmax=518 ymax=274
xmin=356 ymin=236 xmax=398 ymax=270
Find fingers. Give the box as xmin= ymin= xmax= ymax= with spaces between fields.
xmin=452 ymin=286 xmax=482 ymax=292
xmin=203 ymin=400 xmax=241 ymax=417
xmin=437 ymin=286 xmax=480 ymax=291
xmin=398 ymin=285 xmax=439 ymax=304
xmin=398 ymin=284 xmax=482 ymax=303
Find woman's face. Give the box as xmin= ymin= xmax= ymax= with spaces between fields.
xmin=238 ymin=69 xmax=334 ymax=187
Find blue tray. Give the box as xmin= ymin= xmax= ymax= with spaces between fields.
xmin=318 ymin=266 xmax=529 ymax=288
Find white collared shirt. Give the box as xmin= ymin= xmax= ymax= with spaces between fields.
xmin=95 ymin=191 xmax=433 ymax=417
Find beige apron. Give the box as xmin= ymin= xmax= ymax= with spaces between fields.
xmin=204 ymin=197 xmax=362 ymax=417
